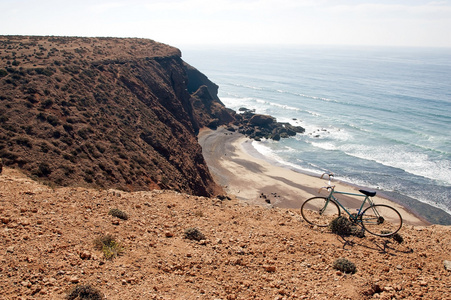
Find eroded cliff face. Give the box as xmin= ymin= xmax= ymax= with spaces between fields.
xmin=0 ymin=36 xmax=230 ymax=196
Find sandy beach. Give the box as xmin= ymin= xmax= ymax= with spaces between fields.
xmin=199 ymin=127 xmax=429 ymax=226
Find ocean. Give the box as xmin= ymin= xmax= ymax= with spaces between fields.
xmin=182 ymin=45 xmax=451 ymax=224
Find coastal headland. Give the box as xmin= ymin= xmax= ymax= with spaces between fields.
xmin=0 ymin=36 xmax=450 ymax=299
xmin=199 ymin=127 xmax=429 ymax=227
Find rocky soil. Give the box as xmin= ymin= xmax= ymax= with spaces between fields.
xmin=1 ymin=168 xmax=450 ymax=299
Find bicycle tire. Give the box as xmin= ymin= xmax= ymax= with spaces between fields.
xmin=361 ymin=204 xmax=403 ymax=236
xmin=301 ymin=197 xmax=341 ymax=227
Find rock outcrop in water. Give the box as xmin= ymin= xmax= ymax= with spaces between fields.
xmin=230 ymin=107 xmax=305 ymax=141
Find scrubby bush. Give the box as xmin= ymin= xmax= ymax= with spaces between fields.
xmin=46 ymin=114 xmax=60 ymax=126
xmin=33 ymin=162 xmax=52 ymax=177
xmin=329 ymin=216 xmax=365 ymax=237
xmin=14 ymin=136 xmax=33 ymax=148
xmin=329 ymin=216 xmax=353 ymax=235
xmin=93 ymin=234 xmax=123 ymax=260
xmin=66 ymin=284 xmax=104 ymax=300
xmin=184 ymin=227 xmax=205 ymax=241
xmin=108 ymin=208 xmax=128 ymax=220
xmin=333 ymin=258 xmax=356 ymax=274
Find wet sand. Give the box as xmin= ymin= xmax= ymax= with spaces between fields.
xmin=199 ymin=127 xmax=429 ymax=226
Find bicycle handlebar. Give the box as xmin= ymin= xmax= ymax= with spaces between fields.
xmin=319 ymin=172 xmax=335 ymax=194
xmin=320 ymin=172 xmax=334 ymax=180
xmin=318 ymin=172 xmax=335 ymax=194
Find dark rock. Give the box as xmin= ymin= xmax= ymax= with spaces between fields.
xmin=249 ymin=114 xmax=275 ymax=126
xmin=231 ymin=108 xmax=305 ymax=141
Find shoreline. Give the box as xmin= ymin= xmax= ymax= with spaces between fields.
xmin=199 ymin=127 xmax=429 ymax=226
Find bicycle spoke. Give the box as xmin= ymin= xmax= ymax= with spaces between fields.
xmin=301 ymin=197 xmax=340 ymax=227
xmin=361 ymin=204 xmax=402 ymax=236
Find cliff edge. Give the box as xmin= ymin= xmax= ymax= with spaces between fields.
xmin=0 ymin=36 xmax=233 ymax=196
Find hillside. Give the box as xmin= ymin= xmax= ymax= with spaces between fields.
xmin=0 ymin=168 xmax=450 ymax=299
xmin=0 ymin=36 xmax=233 ymax=196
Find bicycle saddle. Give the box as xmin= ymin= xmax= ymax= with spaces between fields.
xmin=359 ymin=189 xmax=376 ymax=197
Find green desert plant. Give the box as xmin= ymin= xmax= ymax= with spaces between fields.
xmin=333 ymin=257 xmax=357 ymax=274
xmin=329 ymin=216 xmax=353 ymax=236
xmin=66 ymin=284 xmax=104 ymax=300
xmin=108 ymin=208 xmax=128 ymax=220
xmin=93 ymin=234 xmax=123 ymax=260
xmin=184 ymin=227 xmax=205 ymax=241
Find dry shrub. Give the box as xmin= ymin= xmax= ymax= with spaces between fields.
xmin=333 ymin=258 xmax=356 ymax=274
xmin=66 ymin=284 xmax=104 ymax=300
xmin=93 ymin=234 xmax=123 ymax=260
xmin=329 ymin=216 xmax=353 ymax=235
xmin=184 ymin=227 xmax=205 ymax=241
xmin=108 ymin=208 xmax=128 ymax=220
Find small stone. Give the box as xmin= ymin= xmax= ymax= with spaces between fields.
xmin=1 ymin=217 xmax=10 ymax=224
xmin=31 ymin=286 xmax=42 ymax=295
xmin=396 ymin=265 xmax=403 ymax=270
xmin=444 ymin=260 xmax=451 ymax=271
xmin=6 ymin=246 xmax=14 ymax=253
xmin=112 ymin=219 xmax=120 ymax=225
xmin=21 ymin=280 xmax=32 ymax=288
xmin=47 ymin=278 xmax=57 ymax=286
xmin=394 ymin=285 xmax=402 ymax=291
xmin=79 ymin=251 xmax=91 ymax=260
xmin=264 ymin=265 xmax=276 ymax=273
xmin=165 ymin=231 xmax=174 ymax=238
xmin=20 ymin=219 xmax=30 ymax=226
xmin=69 ymin=276 xmax=79 ymax=283
xmin=419 ymin=281 xmax=427 ymax=286
xmin=126 ymin=277 xmax=136 ymax=284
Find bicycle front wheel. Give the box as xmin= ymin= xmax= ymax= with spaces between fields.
xmin=301 ymin=197 xmax=341 ymax=227
xmin=361 ymin=204 xmax=403 ymax=236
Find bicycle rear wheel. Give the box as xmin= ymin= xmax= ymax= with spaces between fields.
xmin=301 ymin=197 xmax=341 ymax=227
xmin=361 ymin=204 xmax=402 ymax=236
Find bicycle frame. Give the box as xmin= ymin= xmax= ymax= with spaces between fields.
xmin=325 ymin=188 xmax=375 ymax=223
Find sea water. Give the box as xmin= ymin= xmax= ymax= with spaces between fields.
xmin=182 ymin=45 xmax=451 ymax=223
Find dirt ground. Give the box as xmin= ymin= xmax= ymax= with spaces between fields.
xmin=1 ymin=167 xmax=450 ymax=299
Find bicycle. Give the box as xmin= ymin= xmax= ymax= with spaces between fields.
xmin=301 ymin=173 xmax=403 ymax=237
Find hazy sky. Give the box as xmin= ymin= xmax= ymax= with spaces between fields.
xmin=2 ymin=0 xmax=451 ymax=48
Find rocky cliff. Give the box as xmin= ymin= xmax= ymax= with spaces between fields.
xmin=0 ymin=36 xmax=234 ymax=196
